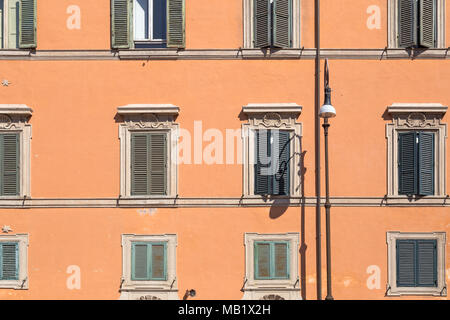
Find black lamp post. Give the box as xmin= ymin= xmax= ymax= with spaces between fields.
xmin=319 ymin=59 xmax=335 ymax=301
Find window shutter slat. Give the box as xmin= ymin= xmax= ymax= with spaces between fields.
xmin=255 ymin=130 xmax=270 ymax=195
xmin=273 ymin=0 xmax=291 ymax=48
xmin=131 ymin=134 xmax=149 ymax=195
xmin=19 ymin=0 xmax=36 ymax=48
xmin=416 ymin=240 xmax=437 ymax=287
xmin=111 ymin=0 xmax=131 ymax=49
xmin=396 ymin=240 xmax=416 ymax=287
xmin=167 ymin=0 xmax=185 ymax=48
xmin=0 ymin=2 xmax=3 ymax=49
xmin=418 ymin=132 xmax=434 ymax=195
xmin=132 ymin=243 xmax=149 ymax=280
xmin=151 ymin=244 xmax=166 ymax=280
xmin=398 ymin=0 xmax=417 ymax=48
xmin=274 ymin=242 xmax=289 ymax=278
xmin=0 ymin=134 xmax=20 ymax=196
xmin=149 ymin=133 xmax=167 ymax=196
xmin=254 ymin=0 xmax=271 ymax=48
xmin=255 ymin=243 xmax=271 ymax=279
xmin=398 ymin=132 xmax=417 ymax=195
xmin=419 ymin=0 xmax=436 ymax=48
xmin=274 ymin=131 xmax=290 ymax=195
xmin=1 ymin=243 xmax=18 ymax=280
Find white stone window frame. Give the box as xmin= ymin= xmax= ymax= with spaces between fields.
xmin=242 ymin=233 xmax=301 ymax=300
xmin=386 ymin=104 xmax=447 ymax=199
xmin=120 ymin=234 xmax=178 ymax=300
xmin=386 ymin=231 xmax=446 ymax=296
xmin=243 ymin=0 xmax=301 ymax=49
xmin=0 ymin=105 xmax=32 ymax=199
xmin=118 ymin=104 xmax=179 ymax=199
xmin=0 ymin=233 xmax=29 ymax=290
xmin=388 ymin=0 xmax=446 ymax=48
xmin=242 ymin=103 xmax=302 ymax=198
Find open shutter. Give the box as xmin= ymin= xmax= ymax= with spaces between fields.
xmin=396 ymin=240 xmax=416 ymax=287
xmin=132 ymin=243 xmax=150 ymax=280
xmin=0 ymin=134 xmax=20 ymax=196
xmin=274 ymin=131 xmax=290 ymax=195
xmin=418 ymin=132 xmax=434 ymax=195
xmin=398 ymin=132 xmax=417 ymax=195
xmin=0 ymin=1 xmax=3 ymax=49
xmin=149 ymin=133 xmax=167 ymax=196
xmin=419 ymin=0 xmax=436 ymax=48
xmin=274 ymin=242 xmax=289 ymax=278
xmin=416 ymin=240 xmax=437 ymax=287
xmin=398 ymin=0 xmax=417 ymax=48
xmin=255 ymin=130 xmax=271 ymax=195
xmin=255 ymin=242 xmax=271 ymax=279
xmin=111 ymin=0 xmax=131 ymax=49
xmin=273 ymin=0 xmax=291 ymax=48
xmin=254 ymin=0 xmax=271 ymax=48
xmin=19 ymin=0 xmax=36 ymax=48
xmin=1 ymin=243 xmax=18 ymax=280
xmin=131 ymin=134 xmax=149 ymax=195
xmin=151 ymin=244 xmax=166 ymax=280
xmin=167 ymin=0 xmax=185 ymax=48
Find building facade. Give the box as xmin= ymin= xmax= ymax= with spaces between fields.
xmin=0 ymin=0 xmax=448 ymax=300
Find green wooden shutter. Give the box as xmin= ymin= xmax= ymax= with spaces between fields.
xmin=131 ymin=134 xmax=149 ymax=195
xmin=418 ymin=132 xmax=434 ymax=195
xmin=274 ymin=242 xmax=289 ymax=278
xmin=398 ymin=132 xmax=417 ymax=195
xmin=167 ymin=0 xmax=185 ymax=48
xmin=131 ymin=243 xmax=150 ymax=280
xmin=398 ymin=0 xmax=417 ymax=48
xmin=0 ymin=134 xmax=20 ymax=196
xmin=8 ymin=0 xmax=19 ymax=48
xmin=111 ymin=0 xmax=131 ymax=49
xmin=255 ymin=130 xmax=271 ymax=195
xmin=396 ymin=240 xmax=416 ymax=287
xmin=255 ymin=242 xmax=271 ymax=279
xmin=19 ymin=0 xmax=36 ymax=48
xmin=416 ymin=240 xmax=437 ymax=287
xmin=419 ymin=0 xmax=436 ymax=48
xmin=151 ymin=243 xmax=166 ymax=280
xmin=149 ymin=133 xmax=167 ymax=196
xmin=273 ymin=0 xmax=292 ymax=48
xmin=0 ymin=243 xmax=19 ymax=280
xmin=274 ymin=131 xmax=290 ymax=195
xmin=254 ymin=0 xmax=271 ymax=48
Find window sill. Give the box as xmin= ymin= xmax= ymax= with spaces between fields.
xmin=385 ymin=196 xmax=449 ymax=206
xmin=118 ymin=49 xmax=179 ymax=60
xmin=387 ymin=287 xmax=447 ymax=297
xmin=0 ymin=280 xmax=28 ymax=290
xmin=0 ymin=50 xmax=31 ymax=58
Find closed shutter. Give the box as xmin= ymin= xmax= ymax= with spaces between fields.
xmin=398 ymin=132 xmax=417 ymax=195
xmin=254 ymin=0 xmax=270 ymax=48
xmin=255 ymin=130 xmax=271 ymax=195
xmin=132 ymin=243 xmax=150 ymax=280
xmin=273 ymin=0 xmax=291 ymax=48
xmin=151 ymin=243 xmax=166 ymax=280
xmin=0 ymin=243 xmax=19 ymax=280
xmin=167 ymin=0 xmax=185 ymax=48
xmin=0 ymin=134 xmax=20 ymax=196
xmin=131 ymin=134 xmax=149 ymax=195
xmin=149 ymin=133 xmax=167 ymax=196
xmin=274 ymin=131 xmax=290 ymax=195
xmin=255 ymin=242 xmax=271 ymax=279
xmin=19 ymin=0 xmax=36 ymax=48
xmin=418 ymin=132 xmax=434 ymax=195
xmin=396 ymin=240 xmax=416 ymax=287
xmin=416 ymin=240 xmax=437 ymax=287
xmin=274 ymin=242 xmax=289 ymax=278
xmin=111 ymin=0 xmax=131 ymax=48
xmin=398 ymin=0 xmax=417 ymax=48
xmin=419 ymin=0 xmax=436 ymax=48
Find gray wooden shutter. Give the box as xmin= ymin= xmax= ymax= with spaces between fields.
xmin=151 ymin=244 xmax=166 ymax=280
xmin=274 ymin=242 xmax=288 ymax=278
xmin=398 ymin=0 xmax=417 ymax=48
xmin=273 ymin=0 xmax=292 ymax=48
xmin=254 ymin=0 xmax=271 ymax=48
xmin=274 ymin=131 xmax=290 ymax=195
xmin=149 ymin=133 xmax=167 ymax=196
xmin=111 ymin=0 xmax=131 ymax=49
xmin=255 ymin=130 xmax=270 ymax=195
xmin=167 ymin=0 xmax=185 ymax=48
xmin=418 ymin=132 xmax=434 ymax=195
xmin=131 ymin=134 xmax=149 ymax=195
xmin=416 ymin=240 xmax=437 ymax=287
xmin=396 ymin=240 xmax=416 ymax=287
xmin=0 ymin=243 xmax=18 ymax=280
xmin=0 ymin=134 xmax=20 ymax=196
xmin=419 ymin=0 xmax=436 ymax=48
xmin=255 ymin=243 xmax=270 ymax=279
xmin=132 ymin=243 xmax=150 ymax=280
xmin=398 ymin=132 xmax=417 ymax=195
xmin=19 ymin=0 xmax=36 ymax=48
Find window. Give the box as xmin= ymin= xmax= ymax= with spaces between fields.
xmin=0 ymin=0 xmax=36 ymax=49
xmin=243 ymin=0 xmax=300 ymax=49
xmin=120 ymin=234 xmax=178 ymax=300
xmin=242 ymin=104 xmax=302 ymax=198
xmin=386 ymin=104 xmax=447 ymax=200
xmin=388 ymin=0 xmax=445 ymax=48
xmin=243 ymin=233 xmax=300 ymax=300
xmin=111 ymin=0 xmax=185 ymax=49
xmin=0 ymin=234 xmax=28 ymax=290
xmin=117 ymin=104 xmax=179 ymax=199
xmin=387 ymin=232 xmax=446 ymax=296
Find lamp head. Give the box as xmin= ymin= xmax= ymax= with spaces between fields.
xmin=319 ymin=86 xmax=336 ymax=119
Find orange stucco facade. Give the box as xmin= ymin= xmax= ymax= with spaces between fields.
xmin=0 ymin=0 xmax=448 ymax=300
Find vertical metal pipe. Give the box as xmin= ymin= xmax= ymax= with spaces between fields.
xmin=314 ymin=0 xmax=322 ymax=301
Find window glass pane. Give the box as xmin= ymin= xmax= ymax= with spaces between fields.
xmin=256 ymin=243 xmax=270 ymax=278
xmin=134 ymin=0 xmax=149 ymax=40
xmin=133 ymin=244 xmax=149 ymax=279
xmin=274 ymin=243 xmax=288 ymax=278
xmin=151 ymin=244 xmax=165 ymax=279
xmin=152 ymin=0 xmax=167 ymax=40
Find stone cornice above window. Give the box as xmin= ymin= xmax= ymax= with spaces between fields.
xmin=117 ymin=104 xmax=180 ymax=116
xmin=387 ymin=103 xmax=447 ymax=117
xmin=0 ymin=104 xmax=33 ymax=116
xmin=242 ymin=103 xmax=302 ymax=116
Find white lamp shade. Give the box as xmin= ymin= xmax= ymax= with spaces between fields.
xmin=319 ymin=104 xmax=336 ymax=118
